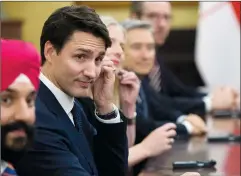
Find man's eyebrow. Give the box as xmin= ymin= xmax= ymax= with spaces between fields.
xmin=76 ymin=48 xmax=94 ymax=54
xmin=76 ymin=48 xmax=106 ymax=57
xmin=4 ymin=88 xmax=17 ymax=93
xmin=98 ymin=51 xmax=106 ymax=57
xmin=28 ymin=90 xmax=37 ymax=97
xmin=4 ymin=88 xmax=36 ymax=96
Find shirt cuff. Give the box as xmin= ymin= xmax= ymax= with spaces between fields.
xmin=177 ymin=115 xmax=187 ymax=123
xmin=182 ymin=121 xmax=193 ymax=134
xmin=95 ymin=104 xmax=122 ymax=124
xmin=203 ymin=95 xmax=212 ymax=112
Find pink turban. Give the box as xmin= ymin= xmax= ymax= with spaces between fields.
xmin=1 ymin=39 xmax=41 ymax=91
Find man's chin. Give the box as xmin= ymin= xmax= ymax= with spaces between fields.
xmin=71 ymin=88 xmax=92 ymax=98
xmin=1 ymin=145 xmax=28 ymax=164
xmin=1 ymin=121 xmax=35 ymax=164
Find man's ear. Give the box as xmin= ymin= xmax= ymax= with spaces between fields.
xmin=44 ymin=41 xmax=56 ymax=64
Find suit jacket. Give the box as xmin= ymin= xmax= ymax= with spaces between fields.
xmin=153 ymin=53 xmax=207 ymax=117
xmin=133 ymin=82 xmax=189 ymax=176
xmin=14 ymin=82 xmax=128 ymax=176
xmin=135 ymin=81 xmax=189 ymax=145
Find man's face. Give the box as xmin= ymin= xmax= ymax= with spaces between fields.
xmin=44 ymin=31 xmax=106 ymax=97
xmin=1 ymin=75 xmax=36 ymax=162
xmin=105 ymin=25 xmax=125 ymax=69
xmin=140 ymin=2 xmax=172 ymax=45
xmin=123 ymin=28 xmax=155 ymax=75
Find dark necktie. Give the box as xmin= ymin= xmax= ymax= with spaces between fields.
xmin=149 ymin=62 xmax=161 ymax=92
xmin=136 ymin=86 xmax=149 ymax=119
xmin=71 ymin=101 xmax=83 ymax=132
xmin=71 ymin=101 xmax=97 ymax=175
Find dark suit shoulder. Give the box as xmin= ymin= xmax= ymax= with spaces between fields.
xmin=34 ymin=97 xmax=62 ymax=128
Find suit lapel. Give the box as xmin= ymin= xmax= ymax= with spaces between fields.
xmin=37 ymin=81 xmax=97 ymax=173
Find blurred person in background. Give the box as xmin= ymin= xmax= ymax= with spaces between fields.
xmin=1 ymin=39 xmax=41 ymax=175
xmin=121 ymin=19 xmax=207 ymax=141
xmin=130 ymin=1 xmax=240 ymax=117
xmin=96 ymin=16 xmax=200 ymax=176
xmin=80 ymin=15 xmax=177 ymax=168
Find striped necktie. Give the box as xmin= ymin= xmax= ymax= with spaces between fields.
xmin=148 ymin=62 xmax=161 ymax=92
xmin=136 ymin=86 xmax=149 ymax=119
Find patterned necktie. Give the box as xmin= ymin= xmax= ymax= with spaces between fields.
xmin=71 ymin=101 xmax=83 ymax=132
xmin=149 ymin=62 xmax=161 ymax=92
xmin=136 ymin=86 xmax=149 ymax=119
xmin=70 ymin=101 xmax=97 ymax=175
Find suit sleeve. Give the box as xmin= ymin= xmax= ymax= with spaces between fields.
xmin=162 ymin=65 xmax=207 ymax=98
xmin=93 ymin=115 xmax=128 ymax=176
xmin=15 ymin=112 xmax=92 ymax=176
xmin=147 ymin=90 xmax=184 ymax=122
xmin=79 ymin=98 xmax=128 ymax=176
xmin=135 ymin=115 xmax=188 ymax=144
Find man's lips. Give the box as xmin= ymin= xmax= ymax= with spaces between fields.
xmin=9 ymin=129 xmax=26 ymax=138
xmin=76 ymin=81 xmax=92 ymax=88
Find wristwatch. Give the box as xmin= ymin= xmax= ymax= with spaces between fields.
xmin=95 ymin=104 xmax=118 ymax=120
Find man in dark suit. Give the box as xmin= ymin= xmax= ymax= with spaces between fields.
xmin=15 ymin=6 xmax=128 ymax=176
xmin=129 ymin=1 xmax=240 ymax=116
xmin=121 ymin=19 xmax=207 ymax=140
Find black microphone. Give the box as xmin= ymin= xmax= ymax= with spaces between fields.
xmin=208 ymin=134 xmax=241 ymax=142
xmin=173 ymin=160 xmax=216 ymax=169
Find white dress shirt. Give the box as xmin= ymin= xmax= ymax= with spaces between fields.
xmin=39 ymin=72 xmax=121 ymax=125
xmin=1 ymin=160 xmax=8 ymax=174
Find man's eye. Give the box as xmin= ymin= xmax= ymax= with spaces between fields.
xmin=75 ymin=54 xmax=86 ymax=60
xmin=132 ymin=45 xmax=141 ymax=50
xmin=1 ymin=97 xmax=13 ymax=106
xmin=95 ymin=57 xmax=103 ymax=64
xmin=26 ymin=98 xmax=35 ymax=107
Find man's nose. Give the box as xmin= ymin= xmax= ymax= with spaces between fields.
xmin=14 ymin=101 xmax=35 ymax=125
xmin=83 ymin=61 xmax=97 ymax=79
xmin=157 ymin=18 xmax=167 ymax=29
xmin=141 ymin=48 xmax=150 ymax=61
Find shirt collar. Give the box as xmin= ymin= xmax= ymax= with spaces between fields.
xmin=1 ymin=160 xmax=8 ymax=174
xmin=39 ymin=72 xmax=74 ymax=115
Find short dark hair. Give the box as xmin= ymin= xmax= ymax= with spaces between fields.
xmin=40 ymin=5 xmax=111 ymax=65
xmin=130 ymin=2 xmax=144 ymax=19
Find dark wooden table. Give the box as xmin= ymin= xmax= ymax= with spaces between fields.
xmin=139 ymin=117 xmax=240 ymax=176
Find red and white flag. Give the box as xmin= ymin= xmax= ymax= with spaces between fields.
xmin=195 ymin=2 xmax=240 ymax=92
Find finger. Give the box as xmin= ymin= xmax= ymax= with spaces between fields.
xmin=120 ymin=80 xmax=138 ymax=88
xmin=189 ymin=121 xmax=207 ymax=132
xmin=102 ymin=66 xmax=116 ymax=77
xmin=102 ymin=60 xmax=114 ymax=67
xmin=121 ymin=73 xmax=138 ymax=82
xmin=116 ymin=69 xmax=131 ymax=80
xmin=120 ymin=76 xmax=139 ymax=83
xmin=122 ymin=71 xmax=136 ymax=78
xmin=102 ymin=56 xmax=112 ymax=61
xmin=117 ymin=69 xmax=127 ymax=75
xmin=161 ymin=123 xmax=177 ymax=131
xmin=166 ymin=129 xmax=177 ymax=137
